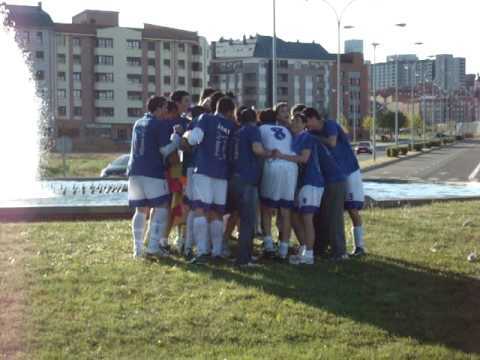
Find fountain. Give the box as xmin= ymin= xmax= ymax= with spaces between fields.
xmin=1 ymin=8 xmax=480 ymax=222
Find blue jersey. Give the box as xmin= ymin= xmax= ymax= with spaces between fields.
xmin=194 ymin=113 xmax=235 ymax=180
xmin=313 ymin=131 xmax=346 ymax=184
xmin=127 ymin=113 xmax=170 ymax=179
xmin=321 ymin=120 xmax=359 ymax=175
xmin=231 ymin=124 xmax=263 ymax=185
xmin=182 ymin=116 xmax=199 ymax=174
xmin=292 ymin=132 xmax=324 ymax=188
xmin=168 ymin=116 xmax=189 ymax=134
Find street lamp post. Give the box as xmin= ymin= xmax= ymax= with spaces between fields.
xmin=411 ymin=42 xmax=423 ymax=146
xmin=272 ymin=0 xmax=277 ymax=106
xmin=307 ymin=0 xmax=360 ymax=122
xmin=394 ymin=23 xmax=407 ymax=145
xmin=372 ymin=42 xmax=380 ymax=161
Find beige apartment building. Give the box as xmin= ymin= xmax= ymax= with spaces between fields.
xmin=6 ymin=4 xmax=210 ymax=151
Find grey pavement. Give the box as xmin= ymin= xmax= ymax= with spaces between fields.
xmin=363 ymin=140 xmax=480 ymax=183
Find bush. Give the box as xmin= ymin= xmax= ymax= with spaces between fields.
xmin=399 ymin=146 xmax=408 ymax=155
xmin=386 ymin=147 xmax=400 ymax=157
xmin=414 ymin=143 xmax=424 ymax=152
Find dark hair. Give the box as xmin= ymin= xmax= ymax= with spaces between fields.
xmin=291 ymin=103 xmax=306 ymax=115
xmin=217 ymin=96 xmax=235 ymax=114
xmin=239 ymin=108 xmax=257 ymax=124
xmin=147 ymin=96 xmax=167 ymax=113
xmin=209 ymin=91 xmax=225 ymax=113
xmin=302 ymin=107 xmax=322 ymax=121
xmin=166 ymin=100 xmax=178 ymax=113
xmin=190 ymin=105 xmax=206 ymax=119
xmin=225 ymin=91 xmax=236 ymax=99
xmin=274 ymin=102 xmax=289 ymax=112
xmin=235 ymin=105 xmax=249 ymax=121
xmin=200 ymin=88 xmax=216 ymax=102
xmin=258 ymin=108 xmax=276 ymax=125
xmin=171 ymin=90 xmax=190 ymax=104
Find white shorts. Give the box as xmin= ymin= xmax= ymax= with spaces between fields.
xmin=192 ymin=173 xmax=228 ymax=214
xmin=296 ymin=185 xmax=324 ymax=214
xmin=184 ymin=167 xmax=195 ymax=206
xmin=345 ymin=169 xmax=365 ymax=210
xmin=260 ymin=159 xmax=298 ymax=208
xmin=128 ymin=176 xmax=170 ymax=208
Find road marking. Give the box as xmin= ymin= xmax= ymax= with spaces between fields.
xmin=468 ymin=161 xmax=480 ymax=182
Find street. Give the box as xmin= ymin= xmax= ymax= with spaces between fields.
xmin=363 ymin=140 xmax=480 ymax=182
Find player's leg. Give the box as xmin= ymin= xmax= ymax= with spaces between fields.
xmin=331 ymin=181 xmax=348 ymax=261
xmin=235 ymin=180 xmax=257 ymax=266
xmin=210 ymin=178 xmax=228 ymax=258
xmin=260 ymin=162 xmax=276 ymax=254
xmin=184 ymin=167 xmax=195 ymax=257
xmin=277 ymin=162 xmax=298 ymax=259
xmin=128 ymin=176 xmax=149 ymax=258
xmin=191 ymin=174 xmax=212 ymax=259
xmin=345 ymin=170 xmax=366 ymax=256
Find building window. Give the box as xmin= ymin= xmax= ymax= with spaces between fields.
xmin=127 ymin=39 xmax=141 ymax=49
xmin=163 ymin=76 xmax=171 ymax=85
xmin=148 ymin=92 xmax=156 ymax=98
xmin=95 ymin=90 xmax=114 ymax=100
xmin=57 ymin=72 xmax=66 ymax=81
xmin=163 ymin=42 xmax=170 ymax=50
xmin=148 ymin=75 xmax=156 ymax=84
xmin=127 ymin=74 xmax=143 ymax=84
xmin=95 ymin=73 xmax=114 ymax=82
xmin=95 ymin=55 xmax=114 ymax=65
xmin=178 ymin=60 xmax=186 ymax=69
xmin=73 ymin=89 xmax=82 ymax=98
xmin=96 ymin=38 xmax=114 ymax=48
xmin=192 ymin=78 xmax=203 ymax=88
xmin=57 ymin=89 xmax=67 ymax=98
xmin=73 ymin=55 xmax=81 ymax=65
xmin=148 ymin=41 xmax=155 ymax=51
xmin=192 ymin=45 xmax=202 ymax=55
xmin=72 ymin=37 xmax=81 ymax=47
xmin=117 ymin=128 xmax=128 ymax=141
xmin=148 ymin=58 xmax=156 ymax=67
xmin=279 ymin=87 xmax=288 ymax=96
xmin=163 ymin=59 xmax=170 ymax=67
xmin=126 ymin=57 xmax=142 ymax=66
xmin=178 ymin=77 xmax=185 ymax=86
xmin=244 ymin=73 xmax=257 ymax=82
xmin=95 ymin=107 xmax=114 ymax=117
xmin=57 ymin=54 xmax=66 ymax=64
xmin=34 ymin=51 xmax=44 ymax=60
xmin=35 ymin=70 xmax=45 ymax=80
xmin=244 ymin=87 xmax=257 ymax=95
xmin=278 ymin=74 xmax=288 ymax=82
xmin=73 ymin=107 xmax=82 ymax=117
xmin=128 ymin=91 xmax=142 ymax=101
xmin=73 ymin=72 xmax=81 ymax=81
xmin=58 ymin=106 xmax=66 ymax=116
xmin=128 ymin=108 xmax=143 ymax=117
xmin=56 ymin=34 xmax=65 ymax=46
xmin=192 ymin=94 xmax=200 ymax=103
xmin=192 ymin=62 xmax=202 ymax=71
xmin=178 ymin=43 xmax=185 ymax=52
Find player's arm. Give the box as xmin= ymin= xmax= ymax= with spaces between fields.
xmin=274 ymin=148 xmax=311 ymax=164
xmin=310 ymin=133 xmax=337 ymax=148
xmin=159 ymin=125 xmax=183 ymax=157
xmin=252 ymin=142 xmax=272 ymax=158
xmin=187 ymin=127 xmax=204 ymax=146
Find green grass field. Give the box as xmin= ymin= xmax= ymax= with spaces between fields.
xmin=40 ymin=153 xmax=122 ymax=178
xmin=3 ymin=201 xmax=479 ymax=359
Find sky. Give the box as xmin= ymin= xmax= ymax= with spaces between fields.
xmin=8 ymin=0 xmax=480 ymax=73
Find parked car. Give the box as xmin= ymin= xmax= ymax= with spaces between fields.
xmin=355 ymin=141 xmax=373 ymax=155
xmin=100 ymin=154 xmax=129 ymax=178
xmin=435 ymin=133 xmax=448 ymax=138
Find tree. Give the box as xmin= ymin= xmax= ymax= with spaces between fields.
xmin=407 ymin=114 xmax=423 ymax=134
xmin=378 ymin=110 xmax=408 ymax=134
xmin=362 ymin=116 xmax=373 ymax=132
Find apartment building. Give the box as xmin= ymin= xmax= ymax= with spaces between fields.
xmin=5 ymin=4 xmax=210 ymax=151
xmin=209 ymin=35 xmax=335 ymax=112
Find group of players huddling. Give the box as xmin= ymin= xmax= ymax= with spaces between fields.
xmin=127 ymin=88 xmax=366 ymax=266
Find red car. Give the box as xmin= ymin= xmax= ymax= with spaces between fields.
xmin=355 ymin=142 xmax=373 ymax=155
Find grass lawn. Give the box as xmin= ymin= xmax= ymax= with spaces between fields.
xmin=40 ymin=153 xmax=123 ymax=178
xmin=3 ymin=201 xmax=478 ymax=359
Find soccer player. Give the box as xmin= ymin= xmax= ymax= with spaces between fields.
xmin=187 ymin=96 xmax=236 ymax=262
xmin=127 ymin=96 xmax=184 ymax=258
xmin=259 ymin=102 xmax=298 ymax=259
xmin=272 ymin=111 xmax=324 ymax=265
xmin=305 ymin=108 xmax=349 ymax=261
xmin=312 ymin=114 xmax=366 ymax=256
xmin=291 ymin=103 xmax=306 ymax=118
xmin=230 ymin=108 xmax=271 ymax=266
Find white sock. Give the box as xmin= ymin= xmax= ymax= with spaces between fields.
xmin=193 ymin=216 xmax=209 ymax=256
xmin=353 ymin=226 xmax=365 ymax=249
xmin=132 ymin=211 xmax=146 ymax=256
xmin=279 ymin=241 xmax=289 ymax=257
xmin=185 ymin=211 xmax=195 ymax=251
xmin=304 ymin=249 xmax=313 ymax=258
xmin=147 ymin=208 xmax=168 ymax=253
xmin=210 ymin=220 xmax=224 ymax=257
xmin=299 ymin=245 xmax=306 ymax=256
xmin=263 ymin=236 xmax=274 ymax=251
